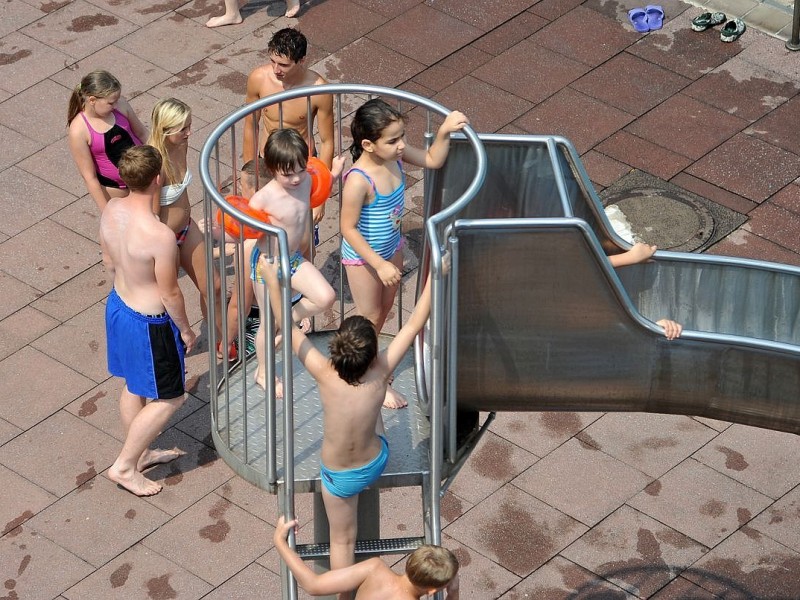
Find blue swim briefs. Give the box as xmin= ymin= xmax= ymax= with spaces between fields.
xmin=250 ymin=246 xmax=304 ymax=284
xmin=105 ymin=288 xmax=185 ymax=399
xmin=320 ymin=435 xmax=389 ymax=498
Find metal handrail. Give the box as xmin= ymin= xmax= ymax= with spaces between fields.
xmin=199 ymin=85 xmax=488 ymax=584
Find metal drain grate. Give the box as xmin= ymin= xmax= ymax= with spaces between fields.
xmin=600 ymin=170 xmax=747 ymax=252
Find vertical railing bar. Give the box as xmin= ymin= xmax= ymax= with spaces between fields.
xmin=265 ymin=237 xmax=278 ymax=484
xmin=337 ymin=93 xmax=346 ymax=325
xmin=211 ymin=140 xmax=230 ymax=449
xmin=447 ymin=234 xmax=459 ymax=463
xmin=429 ymin=259 xmax=444 ymax=548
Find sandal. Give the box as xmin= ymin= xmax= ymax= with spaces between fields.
xmin=720 ymin=18 xmax=746 ymax=42
xmin=645 ymin=5 xmax=664 ymax=31
xmin=691 ymin=11 xmax=726 ymax=31
xmin=628 ymin=7 xmax=649 ymax=33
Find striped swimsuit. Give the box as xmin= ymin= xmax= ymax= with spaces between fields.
xmin=341 ymin=162 xmax=405 ymax=265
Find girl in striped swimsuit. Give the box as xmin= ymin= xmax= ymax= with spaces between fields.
xmin=340 ymin=99 xmax=469 ymax=408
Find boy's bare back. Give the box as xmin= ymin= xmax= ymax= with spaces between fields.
xmin=316 ymin=357 xmax=391 ymax=471
xmin=352 ymin=560 xmax=418 ymax=600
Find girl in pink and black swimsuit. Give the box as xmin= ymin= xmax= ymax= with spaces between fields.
xmin=67 ymin=70 xmax=148 ymax=212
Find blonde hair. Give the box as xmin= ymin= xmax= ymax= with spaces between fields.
xmin=405 ymin=545 xmax=459 ymax=590
xmin=67 ymin=70 xmax=121 ymax=125
xmin=147 ymin=98 xmax=191 ymax=185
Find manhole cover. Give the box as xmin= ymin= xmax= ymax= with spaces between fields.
xmin=600 ymin=171 xmax=746 ymax=253
xmin=612 ymin=194 xmax=714 ymax=251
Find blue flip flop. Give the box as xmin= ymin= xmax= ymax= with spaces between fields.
xmin=628 ymin=7 xmax=649 ymax=32
xmin=645 ymin=5 xmax=664 ymax=30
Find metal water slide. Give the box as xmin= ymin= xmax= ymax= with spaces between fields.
xmin=427 ymin=134 xmax=800 ymax=437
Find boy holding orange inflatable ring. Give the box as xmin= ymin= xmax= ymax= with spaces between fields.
xmin=249 ymin=128 xmax=345 ymax=394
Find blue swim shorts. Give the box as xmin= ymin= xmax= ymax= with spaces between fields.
xmin=250 ymin=246 xmax=304 ymax=284
xmin=106 ymin=288 xmax=185 ymax=399
xmin=320 ymin=435 xmax=389 ymax=498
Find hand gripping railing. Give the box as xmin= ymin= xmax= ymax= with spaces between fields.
xmin=200 ymin=85 xmax=486 ymax=598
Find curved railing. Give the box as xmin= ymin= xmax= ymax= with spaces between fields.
xmin=199 ymin=84 xmax=487 ymax=558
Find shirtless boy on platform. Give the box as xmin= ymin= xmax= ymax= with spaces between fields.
xmin=101 ymin=145 xmax=196 ymax=496
xmin=277 ymin=268 xmax=434 ymax=599
xmin=243 ymin=28 xmax=333 ymax=166
xmin=243 ymin=28 xmax=334 ymax=227
xmin=274 ymin=515 xmax=460 ymax=599
xmin=251 ymin=129 xmax=344 ymax=392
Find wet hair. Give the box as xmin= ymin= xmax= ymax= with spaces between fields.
xmin=67 ymin=70 xmax=121 ymax=125
xmin=328 ymin=315 xmax=378 ymax=385
xmin=268 ymin=28 xmax=307 ymax=63
xmin=264 ymin=129 xmax=308 ymax=175
xmin=118 ymin=145 xmax=162 ymax=192
xmin=405 ymin=545 xmax=459 ymax=590
xmin=240 ymin=158 xmax=269 ymax=196
xmin=349 ymin=98 xmax=403 ymax=161
xmin=147 ymin=98 xmax=191 ymax=185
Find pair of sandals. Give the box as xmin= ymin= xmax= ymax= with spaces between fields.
xmin=628 ymin=5 xmax=664 ymax=32
xmin=692 ymin=12 xmax=747 ymax=42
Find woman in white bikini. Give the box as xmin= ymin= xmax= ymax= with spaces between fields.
xmin=148 ymin=98 xmax=222 ymax=341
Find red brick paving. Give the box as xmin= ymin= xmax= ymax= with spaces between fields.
xmin=2 ymin=0 xmax=800 ymax=598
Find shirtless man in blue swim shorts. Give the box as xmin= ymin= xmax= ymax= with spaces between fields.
xmin=101 ymin=145 xmax=197 ymax=497
xmin=278 ymin=267 xmax=434 ymax=600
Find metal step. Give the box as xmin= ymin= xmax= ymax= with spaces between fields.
xmin=296 ymin=536 xmax=425 ymax=560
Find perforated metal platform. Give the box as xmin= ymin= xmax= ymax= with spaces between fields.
xmin=211 ymin=331 xmax=432 ymax=493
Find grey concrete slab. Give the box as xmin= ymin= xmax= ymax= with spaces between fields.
xmin=578 ymin=412 xmax=718 ymax=479
xmin=0 ymin=346 xmax=95 ymax=430
xmin=0 ymin=306 xmax=59 ymax=361
xmin=692 ymin=423 xmax=800 ymax=499
xmin=628 ymin=458 xmax=773 ymax=547
xmin=63 ymin=544 xmax=213 ymax=600
xmin=0 ymin=410 xmax=119 ymax=497
xmin=0 ymin=525 xmax=93 ymax=599
xmin=25 ymin=475 xmax=172 ymax=567
xmin=562 ymin=505 xmax=708 ymax=597
xmin=444 ymin=484 xmax=588 ymax=577
xmin=141 ymin=492 xmax=275 ymax=586
xmin=0 ymin=463 xmax=57 ymax=536
xmin=513 ymin=438 xmax=652 ymax=526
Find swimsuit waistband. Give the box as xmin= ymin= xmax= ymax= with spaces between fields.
xmin=108 ymin=288 xmax=169 ymax=321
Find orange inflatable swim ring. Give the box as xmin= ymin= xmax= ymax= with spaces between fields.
xmin=215 ymin=195 xmax=270 ymax=239
xmin=307 ymin=156 xmax=333 ymax=208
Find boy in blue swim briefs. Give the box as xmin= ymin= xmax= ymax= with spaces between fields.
xmin=100 ymin=145 xmax=196 ymax=497
xmin=280 ymin=268 xmax=434 ymax=599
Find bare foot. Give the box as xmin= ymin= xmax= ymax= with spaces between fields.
xmin=212 ymin=243 xmax=236 ymax=258
xmin=285 ymin=0 xmax=300 ymax=17
xmin=206 ymin=13 xmax=243 ymax=27
xmin=217 ymin=341 xmax=237 ymax=361
xmin=138 ymin=447 xmax=186 ymax=472
xmin=255 ymin=370 xmax=284 ymax=398
xmin=383 ymin=386 xmax=407 ymax=409
xmin=108 ymin=464 xmax=162 ymax=496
